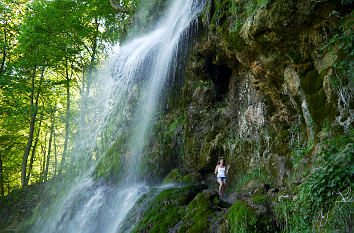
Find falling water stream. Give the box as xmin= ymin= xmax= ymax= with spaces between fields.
xmin=29 ymin=0 xmax=205 ymax=232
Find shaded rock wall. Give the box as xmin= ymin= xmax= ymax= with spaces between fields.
xmin=178 ymin=0 xmax=353 ymax=188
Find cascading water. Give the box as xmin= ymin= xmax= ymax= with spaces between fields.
xmin=29 ymin=0 xmax=205 ymax=232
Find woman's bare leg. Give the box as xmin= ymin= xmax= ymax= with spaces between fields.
xmin=221 ymin=181 xmax=226 ymax=199
xmin=217 ymin=179 xmax=223 ymax=197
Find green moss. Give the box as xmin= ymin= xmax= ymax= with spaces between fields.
xmin=251 ymin=195 xmax=268 ymax=205
xmin=228 ymin=201 xmax=258 ymax=232
xmin=162 ymin=169 xmax=201 ymax=185
xmin=168 ymin=115 xmax=184 ymax=135
xmin=179 ymin=193 xmax=214 ymax=232
xmin=137 ymin=111 xmax=186 ymax=182
xmin=224 ymin=27 xmax=247 ymax=51
xmin=180 ymin=173 xmax=200 ymax=184
xmin=272 ymin=129 xmax=290 ymax=155
xmin=268 ymin=0 xmax=295 ymax=31
xmin=306 ymin=89 xmax=327 ymax=127
xmin=178 ymin=190 xmax=230 ymax=233
xmin=205 ymin=129 xmax=217 ymax=142
xmin=162 ymin=169 xmax=181 ymax=184
xmin=288 ymin=49 xmax=303 ymax=64
xmin=228 ymin=200 xmax=277 ymax=233
xmin=193 ymin=80 xmax=213 ymax=89
xmin=185 ymin=138 xmax=200 ymax=168
xmin=300 ymin=69 xmax=322 ymax=94
xmin=131 ymin=185 xmax=202 ymax=233
xmin=297 ymin=68 xmax=338 ymax=131
xmin=93 ymin=132 xmax=131 ymax=179
xmin=187 ymin=192 xmax=212 ymax=211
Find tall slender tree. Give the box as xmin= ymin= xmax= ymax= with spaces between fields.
xmin=21 ymin=67 xmax=44 ymax=187
xmin=44 ymin=106 xmax=56 ymax=181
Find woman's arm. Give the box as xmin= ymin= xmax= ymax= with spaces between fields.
xmin=214 ymin=165 xmax=219 ymax=175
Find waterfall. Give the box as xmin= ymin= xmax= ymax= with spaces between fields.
xmin=28 ymin=0 xmax=205 ymax=232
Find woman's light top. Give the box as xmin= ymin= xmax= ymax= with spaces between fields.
xmin=217 ymin=167 xmax=226 ymax=177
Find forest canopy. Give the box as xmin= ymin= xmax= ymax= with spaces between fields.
xmin=0 ymin=0 xmax=137 ymax=196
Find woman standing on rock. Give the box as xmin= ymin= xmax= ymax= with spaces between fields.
xmin=214 ymin=157 xmax=230 ymax=199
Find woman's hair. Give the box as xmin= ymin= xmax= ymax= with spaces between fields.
xmin=218 ymin=157 xmax=225 ymax=166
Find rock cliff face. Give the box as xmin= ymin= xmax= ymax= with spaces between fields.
xmin=181 ymin=0 xmax=352 ymax=186
xmin=102 ymin=0 xmax=353 ymax=232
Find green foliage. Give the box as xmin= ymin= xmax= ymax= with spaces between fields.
xmin=290 ymin=139 xmax=313 ymax=169
xmin=324 ymin=189 xmax=353 ymax=232
xmin=232 ymin=168 xmax=270 ymax=192
xmin=246 ymin=0 xmax=258 ymax=17
xmin=168 ymin=116 xmax=184 ymax=135
xmin=210 ymin=0 xmax=230 ymax=24
xmin=128 ymin=0 xmax=169 ymax=37
xmin=194 ymin=80 xmax=213 ymax=89
xmin=341 ymin=0 xmax=354 ymax=5
xmin=0 ymin=0 xmax=138 ymax=194
xmin=275 ymin=131 xmax=354 ymax=232
xmin=251 ymin=195 xmax=268 ymax=205
xmin=258 ymin=0 xmax=271 ymax=9
xmin=298 ymin=131 xmax=353 ymax=215
xmin=230 ymin=0 xmax=271 ymax=19
xmin=321 ymin=13 xmax=353 ymax=94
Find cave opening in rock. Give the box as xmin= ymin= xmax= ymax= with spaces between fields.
xmin=213 ymin=64 xmax=232 ymax=101
xmin=205 ymin=59 xmax=232 ymax=101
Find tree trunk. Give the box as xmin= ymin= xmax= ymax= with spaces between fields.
xmin=21 ymin=66 xmax=44 ymax=187
xmin=0 ymin=25 xmax=7 ymax=74
xmin=44 ymin=107 xmax=55 ymax=182
xmin=59 ymin=65 xmax=71 ymax=174
xmin=7 ymin=180 xmax=10 ymax=196
xmin=54 ymin=127 xmax=57 ymax=176
xmin=26 ymin=115 xmax=43 ymax=184
xmin=0 ymin=154 xmax=4 ymax=196
xmin=40 ymin=134 xmax=47 ymax=182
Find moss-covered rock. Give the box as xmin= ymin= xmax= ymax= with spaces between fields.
xmin=162 ymin=169 xmax=202 ymax=185
xmin=117 ymin=187 xmax=162 ymax=232
xmin=179 ymin=190 xmax=218 ymax=232
xmin=128 ymin=186 xmax=231 ymax=233
xmin=251 ymin=194 xmax=268 ymax=206
xmin=130 ymin=185 xmax=203 ymax=233
xmin=228 ymin=200 xmax=277 ymax=233
xmin=174 ymin=190 xmax=230 ymax=233
xmin=93 ymin=133 xmax=130 ymax=181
